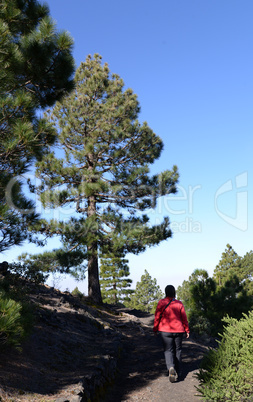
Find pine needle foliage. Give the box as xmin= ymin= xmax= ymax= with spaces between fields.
xmin=36 ymin=54 xmax=179 ymax=303
xmin=126 ymin=269 xmax=163 ymax=313
xmin=177 ymin=261 xmax=253 ymax=337
xmin=10 ymin=248 xmax=87 ymax=283
xmin=213 ymin=244 xmax=242 ymax=287
xmin=0 ymin=291 xmax=24 ymax=350
xmin=196 ymin=311 xmax=253 ymax=401
xmin=240 ymin=250 xmax=253 ymax=296
xmin=0 ymin=273 xmax=35 ymax=351
xmin=100 ymin=253 xmax=133 ymax=304
xmin=0 ymin=0 xmax=75 ymax=251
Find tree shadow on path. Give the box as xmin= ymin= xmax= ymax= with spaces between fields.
xmin=101 ymin=309 xmax=209 ymax=402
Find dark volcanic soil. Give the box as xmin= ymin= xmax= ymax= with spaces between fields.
xmin=0 ymin=280 xmax=210 ymax=401
xmin=101 ymin=309 xmax=209 ymax=402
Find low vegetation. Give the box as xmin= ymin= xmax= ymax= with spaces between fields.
xmin=0 ymin=274 xmax=34 ymax=350
xmin=196 ymin=311 xmax=253 ymax=401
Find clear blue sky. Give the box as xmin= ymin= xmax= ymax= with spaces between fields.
xmin=3 ymin=0 xmax=253 ymax=294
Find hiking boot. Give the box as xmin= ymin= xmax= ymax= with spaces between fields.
xmin=169 ymin=367 xmax=177 ymax=383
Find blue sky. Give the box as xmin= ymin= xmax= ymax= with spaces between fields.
xmin=3 ymin=0 xmax=253 ymax=294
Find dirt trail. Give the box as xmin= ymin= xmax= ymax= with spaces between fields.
xmin=102 ymin=310 xmax=208 ymax=402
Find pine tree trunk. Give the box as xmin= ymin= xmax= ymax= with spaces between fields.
xmin=88 ymin=242 xmax=102 ymax=304
xmin=113 ymin=279 xmax=117 ymax=303
xmin=87 ymin=193 xmax=102 ymax=304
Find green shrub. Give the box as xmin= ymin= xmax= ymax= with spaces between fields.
xmin=0 ymin=291 xmax=24 ymax=349
xmin=189 ymin=313 xmax=212 ymax=335
xmin=71 ymin=286 xmax=84 ymax=299
xmin=196 ymin=311 xmax=253 ymax=401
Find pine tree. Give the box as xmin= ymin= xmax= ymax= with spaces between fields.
xmin=100 ymin=253 xmax=133 ymax=304
xmin=240 ymin=250 xmax=253 ymax=295
xmin=213 ymin=244 xmax=241 ymax=287
xmin=177 ymin=269 xmax=214 ymax=313
xmin=178 ymin=266 xmax=253 ymax=336
xmin=0 ymin=0 xmax=75 ymax=251
xmin=36 ymin=54 xmax=179 ymax=303
xmin=127 ymin=270 xmax=163 ymax=313
xmin=71 ymin=287 xmax=84 ymax=299
xmin=177 ymin=269 xmax=217 ymax=335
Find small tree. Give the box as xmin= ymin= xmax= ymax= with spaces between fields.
xmin=178 ymin=267 xmax=253 ymax=337
xmin=213 ymin=244 xmax=241 ymax=287
xmin=71 ymin=287 xmax=84 ymax=299
xmin=100 ymin=253 xmax=133 ymax=304
xmin=177 ymin=269 xmax=214 ymax=313
xmin=177 ymin=269 xmax=217 ymax=335
xmin=36 ymin=54 xmax=179 ymax=303
xmin=127 ymin=270 xmax=163 ymax=313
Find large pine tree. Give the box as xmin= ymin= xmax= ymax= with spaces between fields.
xmin=0 ymin=0 xmax=75 ymax=252
xmin=36 ymin=54 xmax=179 ymax=304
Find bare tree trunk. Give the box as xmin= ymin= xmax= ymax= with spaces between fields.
xmin=88 ymin=242 xmax=102 ymax=304
xmin=87 ymin=193 xmax=102 ymax=304
xmin=113 ymin=278 xmax=117 ymax=302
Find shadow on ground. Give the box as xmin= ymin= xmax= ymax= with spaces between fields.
xmin=101 ymin=309 xmax=209 ymax=402
xmin=0 ymin=281 xmax=123 ymax=400
xmin=0 ymin=281 xmax=210 ymax=401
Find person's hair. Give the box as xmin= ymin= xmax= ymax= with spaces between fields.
xmin=165 ymin=285 xmax=176 ymax=298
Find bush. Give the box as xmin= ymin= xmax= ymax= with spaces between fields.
xmin=71 ymin=286 xmax=84 ymax=299
xmin=196 ymin=311 xmax=253 ymax=401
xmin=0 ymin=291 xmax=24 ymax=349
xmin=189 ymin=313 xmax=212 ymax=336
xmin=0 ymin=275 xmax=34 ymax=350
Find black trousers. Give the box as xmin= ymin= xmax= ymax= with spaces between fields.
xmin=160 ymin=332 xmax=184 ymax=373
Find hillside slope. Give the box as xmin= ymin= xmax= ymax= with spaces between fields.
xmin=0 ymin=279 xmax=209 ymax=401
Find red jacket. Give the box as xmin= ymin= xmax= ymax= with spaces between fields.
xmin=153 ymin=297 xmax=190 ymax=334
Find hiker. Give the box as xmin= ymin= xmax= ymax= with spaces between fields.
xmin=153 ymin=284 xmax=190 ymax=382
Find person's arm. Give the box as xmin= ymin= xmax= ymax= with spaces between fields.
xmin=180 ymin=304 xmax=190 ymax=336
xmin=153 ymin=300 xmax=163 ymax=333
